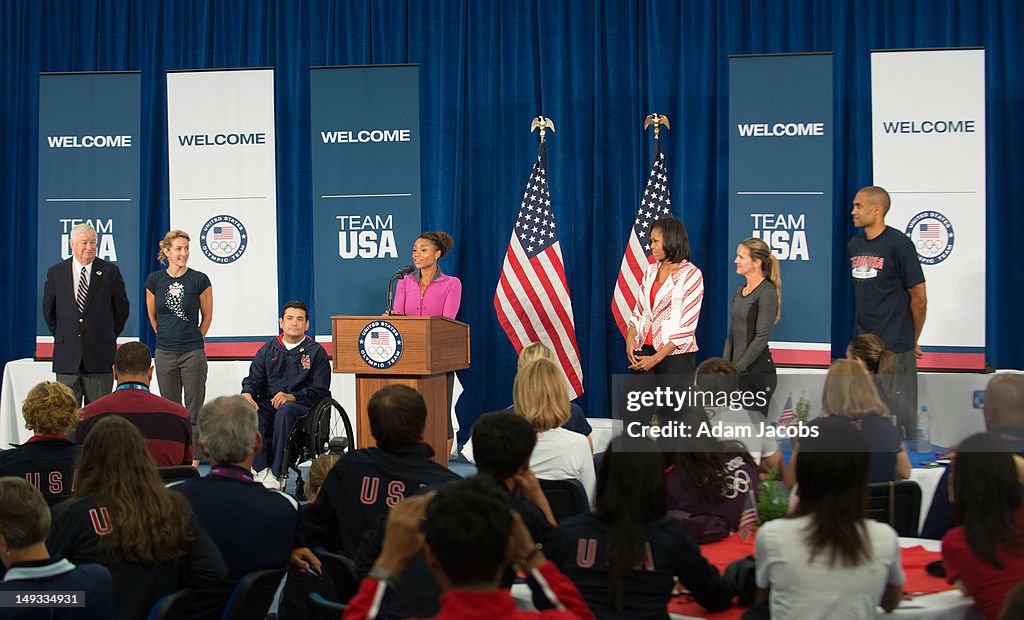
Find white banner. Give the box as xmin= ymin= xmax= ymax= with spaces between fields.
xmin=871 ymin=49 xmax=986 ymax=370
xmin=166 ymin=69 xmax=279 ymax=354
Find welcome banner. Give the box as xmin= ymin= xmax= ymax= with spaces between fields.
xmin=310 ymin=65 xmax=422 ymax=349
xmin=36 ymin=72 xmax=141 ymax=357
xmin=871 ymin=49 xmax=986 ymax=370
xmin=166 ymin=69 xmax=279 ymax=356
xmin=728 ymin=54 xmax=833 ymax=366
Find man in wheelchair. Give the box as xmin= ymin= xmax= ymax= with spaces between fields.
xmin=241 ymin=301 xmax=331 ymax=486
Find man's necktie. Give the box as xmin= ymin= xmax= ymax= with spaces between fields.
xmin=76 ymin=266 xmax=88 ymax=314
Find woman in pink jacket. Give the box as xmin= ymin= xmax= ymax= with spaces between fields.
xmin=626 ymin=217 xmax=704 ymax=376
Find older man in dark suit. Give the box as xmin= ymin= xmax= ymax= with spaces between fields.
xmin=42 ymin=222 xmax=130 ymax=405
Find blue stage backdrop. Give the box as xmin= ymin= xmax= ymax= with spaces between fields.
xmin=310 ymin=65 xmax=422 ymax=345
xmin=35 ymin=72 xmax=141 ymax=357
xmin=728 ymin=54 xmax=833 ymax=366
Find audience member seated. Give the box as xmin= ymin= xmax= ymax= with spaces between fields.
xmin=0 ymin=477 xmax=114 ymax=619
xmin=76 ymin=342 xmax=192 ymax=467
xmin=0 ymin=381 xmax=80 ymax=507
xmin=355 ymin=411 xmax=558 ymax=617
xmin=306 ymin=453 xmax=340 ymax=502
xmin=755 ymin=423 xmax=904 ymax=618
xmin=941 ymin=432 xmax=1024 ymax=619
xmin=304 ymin=385 xmax=461 ymax=556
xmin=511 ymin=343 xmax=593 ymax=450
xmin=240 ymin=300 xmax=331 ymax=486
xmin=659 ymin=405 xmax=759 ymax=540
xmin=846 ymin=334 xmax=897 ymax=414
xmin=463 ymin=359 xmax=595 ymax=504
xmin=48 ymin=416 xmax=226 ymax=620
xmin=171 ymin=395 xmax=319 ymax=619
xmin=1002 ymin=581 xmax=1024 ymax=619
xmin=344 ymin=478 xmax=596 ymax=619
xmin=694 ymin=358 xmax=783 ymax=475
xmin=543 ymin=442 xmax=733 ymax=619
xmin=923 ymin=373 xmax=1024 ymax=539
xmin=784 ymin=359 xmax=910 ymax=488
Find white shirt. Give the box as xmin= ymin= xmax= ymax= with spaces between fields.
xmin=461 ymin=426 xmax=596 ymax=507
xmin=72 ymin=257 xmax=94 ymax=302
xmin=755 ymin=515 xmax=905 ymax=619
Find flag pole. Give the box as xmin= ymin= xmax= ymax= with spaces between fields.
xmin=530 ymin=116 xmax=556 ymax=143
xmin=643 ymin=113 xmax=670 ymax=141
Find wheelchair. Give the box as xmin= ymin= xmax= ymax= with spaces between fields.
xmin=277 ymin=397 xmax=355 ymax=500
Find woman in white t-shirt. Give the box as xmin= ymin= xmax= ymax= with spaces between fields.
xmin=755 ymin=422 xmax=904 ymax=619
xmin=512 ymin=358 xmax=596 ymax=505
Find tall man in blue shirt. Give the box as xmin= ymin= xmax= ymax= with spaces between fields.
xmin=849 ymin=186 xmax=928 ymax=439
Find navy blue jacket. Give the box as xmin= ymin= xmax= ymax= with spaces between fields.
xmin=172 ymin=466 xmax=300 ymax=619
xmin=0 ymin=556 xmax=114 ymax=620
xmin=0 ymin=436 xmax=80 ymax=507
xmin=303 ymin=443 xmax=462 ymax=556
xmin=241 ymin=335 xmax=331 ymax=406
xmin=541 ymin=513 xmax=732 ymax=619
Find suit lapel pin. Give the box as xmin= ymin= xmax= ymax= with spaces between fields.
xmin=95 ymin=270 xmax=102 ymax=276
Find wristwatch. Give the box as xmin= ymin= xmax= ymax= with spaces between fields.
xmin=368 ymin=565 xmax=400 ymax=589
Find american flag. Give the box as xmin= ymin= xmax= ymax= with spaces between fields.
xmin=778 ymin=394 xmax=795 ymax=426
xmin=213 ymin=226 xmax=234 ymax=240
xmin=494 ymin=143 xmax=584 ymax=398
xmin=610 ymin=141 xmax=674 ymax=335
xmin=738 ymin=489 xmax=759 ymax=541
xmin=370 ymin=331 xmax=388 ymax=345
xmin=919 ymin=222 xmax=941 ymax=238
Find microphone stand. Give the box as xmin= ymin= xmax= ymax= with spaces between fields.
xmin=387 ymin=273 xmax=401 ymax=315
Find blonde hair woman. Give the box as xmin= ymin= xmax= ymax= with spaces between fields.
xmin=784 ymin=359 xmax=910 ymax=487
xmin=145 ymin=230 xmax=213 ymax=466
xmin=512 ymin=358 xmax=596 ymax=504
xmin=0 ymin=381 xmax=81 ymax=506
xmin=724 ymin=237 xmax=781 ymax=417
xmin=516 ymin=343 xmax=593 ymax=448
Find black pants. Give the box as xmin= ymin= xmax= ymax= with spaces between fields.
xmin=632 ymin=345 xmax=696 ymax=376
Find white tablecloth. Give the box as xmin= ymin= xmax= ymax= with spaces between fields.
xmin=1 ymin=357 xmax=465 ymax=450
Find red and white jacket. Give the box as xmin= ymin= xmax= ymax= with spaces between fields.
xmin=627 ymin=261 xmax=703 ymax=354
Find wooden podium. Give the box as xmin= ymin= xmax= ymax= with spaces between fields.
xmin=332 ymin=315 xmax=470 ymax=466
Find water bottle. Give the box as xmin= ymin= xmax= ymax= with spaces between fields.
xmin=916 ymin=404 xmax=931 ymax=453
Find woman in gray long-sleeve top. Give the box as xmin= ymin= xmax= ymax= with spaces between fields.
xmin=724 ymin=237 xmax=781 ymax=417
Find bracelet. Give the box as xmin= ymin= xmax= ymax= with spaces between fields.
xmin=513 ymin=543 xmax=544 ymax=572
xmin=368 ymin=565 xmax=400 ymax=589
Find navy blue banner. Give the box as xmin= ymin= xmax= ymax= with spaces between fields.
xmin=36 ymin=72 xmax=141 ymax=355
xmin=728 ymin=54 xmax=833 ymax=366
xmin=310 ymin=66 xmax=422 ymax=343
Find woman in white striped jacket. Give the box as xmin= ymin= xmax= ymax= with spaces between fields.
xmin=626 ymin=217 xmax=704 ymax=376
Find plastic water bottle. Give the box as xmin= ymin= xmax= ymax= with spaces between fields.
xmin=916 ymin=405 xmax=931 ymax=453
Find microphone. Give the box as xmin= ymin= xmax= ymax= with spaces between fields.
xmin=387 ymin=265 xmax=415 ymax=314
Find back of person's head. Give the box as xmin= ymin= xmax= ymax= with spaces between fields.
xmin=22 ymin=381 xmax=78 ymax=436
xmin=368 ymin=385 xmax=427 ymax=450
xmin=424 ymin=477 xmax=513 ymax=588
xmin=794 ymin=422 xmax=872 ymax=567
xmin=822 ymin=359 xmax=889 ymax=419
xmin=984 ymin=374 xmax=1024 ymax=430
xmin=114 ymin=341 xmax=153 ymax=376
xmin=0 ymin=477 xmax=50 ymax=552
xmin=597 ymin=443 xmax=668 ymax=611
xmin=661 ymin=405 xmax=740 ymax=503
xmin=695 ymin=357 xmax=740 ymax=393
xmin=77 ymin=416 xmax=193 ymax=565
xmin=513 ymin=358 xmax=570 ymax=432
xmin=846 ymin=334 xmax=895 ymax=399
xmin=198 ymin=395 xmax=259 ymax=463
xmin=1001 ymin=580 xmax=1024 ymax=620
xmin=951 ymin=432 xmax=1023 ymax=568
xmin=517 ymin=342 xmax=555 ymax=369
xmin=306 ymin=453 xmax=340 ymax=500
xmin=470 ymin=411 xmax=537 ymax=480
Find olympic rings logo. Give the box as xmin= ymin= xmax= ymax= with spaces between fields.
xmin=367 ymin=345 xmax=393 ymax=356
xmin=208 ymin=240 xmax=237 ymax=252
xmin=916 ymin=239 xmax=945 ymax=252
xmin=358 ymin=320 xmax=404 ymax=369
